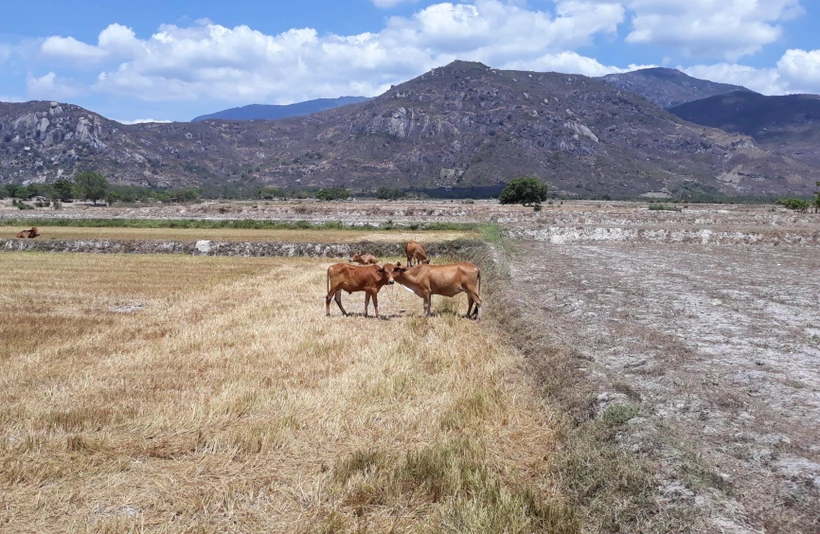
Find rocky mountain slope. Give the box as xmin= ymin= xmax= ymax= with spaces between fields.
xmin=600 ymin=68 xmax=754 ymax=109
xmin=670 ymin=91 xmax=820 ymax=169
xmin=191 ymin=96 xmax=370 ymax=122
xmin=1 ymin=61 xmax=818 ymax=197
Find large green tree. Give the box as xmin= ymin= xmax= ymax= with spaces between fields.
xmin=74 ymin=171 xmax=109 ymax=205
xmin=51 ymin=179 xmax=74 ymax=202
xmin=499 ymin=177 xmax=548 ymax=206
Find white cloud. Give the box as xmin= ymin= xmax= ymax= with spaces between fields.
xmin=115 ymin=118 xmax=173 ymax=124
xmin=26 ymin=72 xmax=86 ymax=99
xmin=682 ymin=47 xmax=820 ymax=95
xmin=777 ymin=49 xmax=820 ymax=92
xmin=682 ymin=63 xmax=786 ymax=94
xmin=41 ymin=36 xmax=108 ymax=62
xmin=504 ymin=51 xmax=651 ymax=77
xmin=40 ymin=23 xmax=141 ymax=63
xmin=610 ymin=0 xmax=804 ymax=60
xmin=28 ymin=0 xmax=626 ymax=105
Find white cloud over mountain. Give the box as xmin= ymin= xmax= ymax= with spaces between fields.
xmin=5 ymin=0 xmax=816 ymax=117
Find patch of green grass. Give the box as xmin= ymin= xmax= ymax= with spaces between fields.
xmin=648 ymin=204 xmax=682 ymax=212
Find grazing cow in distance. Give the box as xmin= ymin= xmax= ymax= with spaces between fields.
xmin=393 ymin=262 xmax=481 ymax=319
xmin=350 ymin=251 xmax=379 ymax=265
xmin=16 ymin=226 xmax=40 ymax=238
xmin=326 ymin=262 xmax=401 ymax=319
xmin=405 ymin=240 xmax=429 ymax=267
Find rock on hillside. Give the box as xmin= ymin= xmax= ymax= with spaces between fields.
xmin=600 ymin=68 xmax=754 ymax=109
xmin=670 ymin=91 xmax=820 ymax=169
xmin=1 ymin=62 xmax=818 ymax=197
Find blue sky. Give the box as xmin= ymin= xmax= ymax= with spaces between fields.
xmin=1 ymin=0 xmax=816 ymax=122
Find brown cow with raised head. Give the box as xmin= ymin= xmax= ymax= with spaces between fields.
xmin=326 ymin=262 xmax=401 ymax=319
xmin=350 ymin=251 xmax=379 ymax=265
xmin=16 ymin=226 xmax=40 ymax=238
xmin=404 ymin=240 xmax=429 ymax=267
xmin=394 ymin=262 xmax=481 ymax=319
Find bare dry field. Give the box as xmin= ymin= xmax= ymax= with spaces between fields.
xmin=502 ymin=206 xmax=820 ymax=533
xmin=0 ymin=225 xmax=477 ymax=244
xmin=0 ymin=252 xmax=571 ymax=533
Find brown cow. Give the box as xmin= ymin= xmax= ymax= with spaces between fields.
xmin=350 ymin=251 xmax=379 ymax=265
xmin=16 ymin=226 xmax=40 ymax=238
xmin=326 ymin=262 xmax=400 ymax=319
xmin=394 ymin=262 xmax=481 ymax=319
xmin=404 ymin=240 xmax=429 ymax=267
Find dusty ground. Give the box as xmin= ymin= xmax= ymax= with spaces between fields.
xmin=506 ymin=217 xmax=820 ymax=532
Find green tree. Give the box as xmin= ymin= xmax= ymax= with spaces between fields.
xmin=315 ymin=187 xmax=350 ymax=201
xmin=499 ymin=177 xmax=548 ymax=207
xmin=52 ymin=179 xmax=74 ymax=202
xmin=375 ymin=187 xmax=404 ymax=200
xmin=74 ymin=171 xmax=109 ymax=205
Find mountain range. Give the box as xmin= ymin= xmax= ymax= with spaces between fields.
xmin=1 ymin=61 xmax=818 ymax=198
xmin=191 ymin=97 xmax=370 ymax=122
xmin=600 ymin=68 xmax=754 ymax=109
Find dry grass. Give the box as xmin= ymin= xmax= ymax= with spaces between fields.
xmin=8 ymin=226 xmax=478 ymax=244
xmin=0 ymin=252 xmax=572 ymax=533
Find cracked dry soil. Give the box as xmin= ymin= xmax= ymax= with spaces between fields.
xmin=510 ymin=240 xmax=819 ymax=533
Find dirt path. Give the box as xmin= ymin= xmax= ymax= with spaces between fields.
xmin=509 ymin=240 xmax=820 ymax=533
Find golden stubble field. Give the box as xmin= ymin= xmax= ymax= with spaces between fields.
xmin=0 ymin=252 xmax=573 ymax=533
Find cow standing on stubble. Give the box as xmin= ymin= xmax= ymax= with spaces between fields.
xmin=393 ymin=262 xmax=481 ymax=319
xmin=326 ymin=262 xmax=401 ymax=319
xmin=404 ymin=240 xmax=429 ymax=267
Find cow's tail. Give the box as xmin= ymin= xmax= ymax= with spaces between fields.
xmin=477 ymin=266 xmax=481 ymax=297
xmin=326 ymin=269 xmax=330 ymax=295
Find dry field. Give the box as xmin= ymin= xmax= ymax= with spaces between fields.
xmin=0 ymin=225 xmax=477 ymax=244
xmin=0 ymin=252 xmax=573 ymax=533
xmin=505 ymin=225 xmax=820 ymax=531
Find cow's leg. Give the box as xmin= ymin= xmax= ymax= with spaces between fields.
xmin=372 ymin=292 xmax=380 ymax=319
xmin=424 ymin=295 xmax=432 ymax=317
xmin=466 ymin=295 xmax=475 ymax=318
xmin=467 ymin=288 xmax=482 ymax=320
xmin=334 ymin=289 xmax=347 ymax=316
xmin=364 ymin=292 xmax=371 ymax=318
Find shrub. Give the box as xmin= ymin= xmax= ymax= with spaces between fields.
xmin=777 ymin=198 xmax=809 ymax=212
xmin=648 ymin=204 xmax=681 ymax=212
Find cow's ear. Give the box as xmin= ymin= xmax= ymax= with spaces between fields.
xmin=396 ymin=261 xmax=402 ymax=267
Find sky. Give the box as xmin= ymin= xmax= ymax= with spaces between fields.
xmin=1 ymin=0 xmax=817 ymax=123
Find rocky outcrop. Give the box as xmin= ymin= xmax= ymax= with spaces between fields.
xmin=0 ymin=237 xmax=484 ymax=258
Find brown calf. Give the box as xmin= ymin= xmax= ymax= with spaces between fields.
xmin=350 ymin=251 xmax=379 ymax=265
xmin=394 ymin=262 xmax=481 ymax=319
xmin=16 ymin=226 xmax=40 ymax=238
xmin=404 ymin=240 xmax=429 ymax=267
xmin=326 ymin=262 xmax=400 ymax=319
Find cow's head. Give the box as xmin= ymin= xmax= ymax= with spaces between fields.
xmin=377 ymin=262 xmax=406 ymax=285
